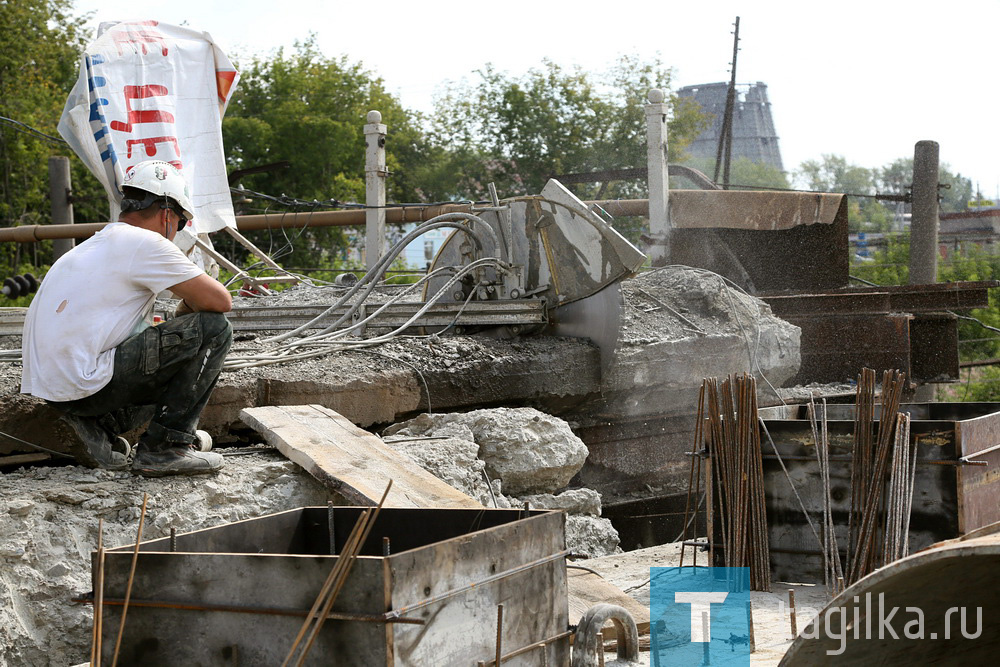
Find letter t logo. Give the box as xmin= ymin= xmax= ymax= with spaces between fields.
xmin=675 ymin=592 xmax=729 ymax=642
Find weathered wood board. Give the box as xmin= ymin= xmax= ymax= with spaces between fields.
xmin=239 ymin=404 xmax=483 ymax=509
xmin=567 ymin=568 xmax=651 ymax=635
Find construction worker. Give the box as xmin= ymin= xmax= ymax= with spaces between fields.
xmin=20 ymin=160 xmax=233 ymax=476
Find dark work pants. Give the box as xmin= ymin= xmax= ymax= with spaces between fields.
xmin=51 ymin=312 xmax=232 ymax=451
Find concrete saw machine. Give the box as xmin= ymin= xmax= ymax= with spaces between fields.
xmin=424 ymin=179 xmax=646 ymax=366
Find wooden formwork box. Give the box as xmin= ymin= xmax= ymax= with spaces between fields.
xmin=95 ymin=507 xmax=569 ymax=666
xmin=758 ymin=402 xmax=1000 ymax=583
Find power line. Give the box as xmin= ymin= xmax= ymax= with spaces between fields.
xmin=230 ymin=185 xmax=480 ymax=211
xmin=0 ymin=116 xmax=67 ymax=145
xmin=723 ymin=181 xmax=910 ymax=202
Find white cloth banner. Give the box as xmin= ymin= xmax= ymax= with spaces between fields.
xmin=58 ymin=20 xmax=240 ymax=239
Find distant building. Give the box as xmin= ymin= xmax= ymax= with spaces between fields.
xmin=676 ymin=81 xmax=784 ymax=172
xmin=399 ymin=225 xmax=452 ymax=270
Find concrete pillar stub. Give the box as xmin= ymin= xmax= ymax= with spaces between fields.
xmin=645 ymin=89 xmax=670 ymax=266
xmin=364 ymin=110 xmax=387 ymax=271
xmin=48 ymin=156 xmax=74 ymax=260
xmin=909 ymin=139 xmax=940 ymax=284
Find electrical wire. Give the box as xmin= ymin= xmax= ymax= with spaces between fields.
xmin=949 ymin=310 xmax=1000 ymax=336
xmin=230 ymin=185 xmax=479 ymax=211
xmin=0 ymin=429 xmax=76 ymax=459
xmin=223 ymin=256 xmax=511 ymax=371
xmin=263 ymin=214 xmax=500 ymax=345
xmin=0 ymin=116 xmax=68 ymax=145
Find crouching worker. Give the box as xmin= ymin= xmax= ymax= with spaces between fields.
xmin=20 ymin=160 xmax=233 ymax=477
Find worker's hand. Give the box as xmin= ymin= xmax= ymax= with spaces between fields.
xmin=173 ymin=299 xmax=194 ymax=317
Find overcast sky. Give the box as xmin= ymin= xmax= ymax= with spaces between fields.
xmin=73 ymin=0 xmax=1000 ymax=199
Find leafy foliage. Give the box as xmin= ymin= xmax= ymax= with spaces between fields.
xmin=0 ymin=0 xmax=112 ymax=275
xmin=796 ymin=154 xmax=974 ymax=233
xmin=682 ymin=156 xmax=790 ymax=190
xmin=429 ymin=57 xmax=708 ymax=201
xmin=221 ymin=36 xmax=434 ymax=268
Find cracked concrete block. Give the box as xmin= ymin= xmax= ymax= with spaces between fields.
xmin=388 ymin=408 xmax=588 ymax=495
xmin=461 ymin=408 xmax=588 ymax=495
xmin=517 ymin=488 xmax=602 ymax=516
xmin=566 ymin=515 xmax=620 ymax=558
xmin=383 ymin=434 xmax=508 ymax=508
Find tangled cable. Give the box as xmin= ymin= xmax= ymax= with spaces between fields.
xmin=224 ymin=212 xmax=511 ymax=371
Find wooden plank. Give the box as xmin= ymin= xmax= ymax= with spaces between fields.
xmin=567 ymin=569 xmax=650 ymax=635
xmin=0 ymin=452 xmax=50 ymax=466
xmin=239 ymin=404 xmax=483 ymax=509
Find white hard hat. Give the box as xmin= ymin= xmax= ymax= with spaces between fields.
xmin=121 ymin=160 xmax=195 ymax=221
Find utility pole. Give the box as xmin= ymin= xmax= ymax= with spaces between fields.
xmin=909 ymin=140 xmax=940 ymax=284
xmin=49 ymin=156 xmax=74 ymax=260
xmin=364 ymin=110 xmax=387 ymax=272
xmin=714 ymin=16 xmax=740 ymax=189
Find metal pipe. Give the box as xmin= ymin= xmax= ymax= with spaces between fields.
xmin=477 ymin=630 xmax=573 ymax=667
xmin=0 ymin=200 xmax=657 ymax=244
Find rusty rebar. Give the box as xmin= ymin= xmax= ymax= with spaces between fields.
xmin=111 ymin=493 xmax=148 ymax=667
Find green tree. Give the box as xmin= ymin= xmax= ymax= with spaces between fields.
xmin=429 ymin=56 xmax=708 ymax=201
xmin=877 ymin=157 xmax=974 ymax=214
xmin=796 ymin=154 xmax=893 ymax=232
xmin=683 ymin=156 xmax=789 ymax=190
xmin=0 ymin=0 xmax=110 ymax=275
xmin=222 ymin=36 xmax=432 ymax=268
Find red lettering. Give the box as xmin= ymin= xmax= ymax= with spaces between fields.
xmin=110 ymin=85 xmax=175 ymax=133
xmin=125 ymin=136 xmax=182 ymax=169
xmin=112 ymin=21 xmax=169 ymax=57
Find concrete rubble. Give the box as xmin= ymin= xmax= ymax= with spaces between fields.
xmin=0 ymin=453 xmax=328 ymax=665
xmin=385 ymin=408 xmax=621 ymax=558
xmin=385 ymin=407 xmax=589 ymax=495
xmin=0 ymin=264 xmax=806 ymax=664
xmin=589 ymin=265 xmax=801 ymax=422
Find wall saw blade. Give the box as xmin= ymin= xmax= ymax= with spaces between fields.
xmin=547 ymin=281 xmax=622 ymax=371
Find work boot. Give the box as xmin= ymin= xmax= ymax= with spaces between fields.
xmin=131 ymin=444 xmax=224 ymax=477
xmin=57 ymin=414 xmax=131 ymax=471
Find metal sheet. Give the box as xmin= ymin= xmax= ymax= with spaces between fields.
xmin=762 ymin=416 xmax=961 ymax=584
xmin=780 ymin=531 xmax=1000 ymax=665
xmin=787 ymin=313 xmax=913 ymax=384
xmin=910 ymin=313 xmax=960 ymax=382
xmin=389 ymin=510 xmax=568 ymax=667
xmin=98 ymin=507 xmax=569 ymax=666
xmin=761 ymin=281 xmax=998 ymax=316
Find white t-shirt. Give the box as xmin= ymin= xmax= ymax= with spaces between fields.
xmin=20 ymin=223 xmax=204 ymax=401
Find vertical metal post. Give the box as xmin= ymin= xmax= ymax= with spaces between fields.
xmin=909 ymin=140 xmax=940 ymax=284
xmin=788 ymin=589 xmax=797 ymax=637
xmin=645 ymin=89 xmax=670 ymax=267
xmin=705 ymin=455 xmax=714 ymax=566
xmin=364 ymin=110 xmax=387 ymax=272
xmin=49 ymin=156 xmax=74 ymax=260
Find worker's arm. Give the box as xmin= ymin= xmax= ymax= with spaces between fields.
xmin=169 ymin=274 xmax=232 ymax=314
